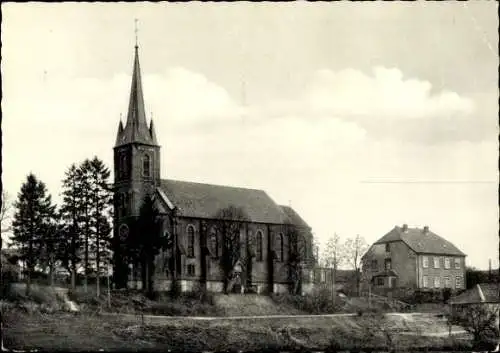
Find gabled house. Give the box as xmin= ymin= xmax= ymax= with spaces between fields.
xmin=362 ymin=224 xmax=466 ymax=295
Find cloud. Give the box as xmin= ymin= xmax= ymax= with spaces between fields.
xmin=294 ymin=67 xmax=487 ymax=143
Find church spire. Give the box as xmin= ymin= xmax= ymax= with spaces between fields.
xmin=115 ymin=119 xmax=124 ymax=146
xmin=115 ymin=21 xmax=157 ymax=147
xmin=149 ymin=114 xmax=159 ymax=145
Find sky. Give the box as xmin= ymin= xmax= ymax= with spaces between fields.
xmin=2 ymin=2 xmax=498 ymax=270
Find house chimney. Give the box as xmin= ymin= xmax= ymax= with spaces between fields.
xmin=402 ymin=224 xmax=408 ymax=232
xmin=423 ymin=226 xmax=429 ymax=234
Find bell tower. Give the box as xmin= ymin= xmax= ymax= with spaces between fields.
xmin=113 ymin=38 xmax=161 ymax=288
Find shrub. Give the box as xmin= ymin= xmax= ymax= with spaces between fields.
xmin=168 ymin=279 xmax=182 ymax=299
xmin=271 ymin=287 xmax=342 ymax=314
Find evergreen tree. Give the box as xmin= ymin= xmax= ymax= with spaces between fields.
xmin=11 ymin=173 xmax=56 ymax=294
xmin=78 ymin=159 xmax=93 ymax=292
xmin=59 ymin=164 xmax=84 ymax=289
xmin=129 ymin=195 xmax=163 ymax=296
xmin=39 ymin=212 xmax=63 ymax=287
xmin=86 ymin=157 xmax=112 ymax=296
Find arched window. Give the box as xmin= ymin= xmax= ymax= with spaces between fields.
xmin=209 ymin=227 xmax=218 ymax=258
xmin=301 ymin=235 xmax=308 ymax=260
xmin=256 ymin=230 xmax=263 ymax=262
xmin=187 ymin=225 xmax=195 ymax=258
xmin=142 ymin=154 xmax=151 ymax=177
xmin=119 ymin=192 xmax=128 ymax=215
xmin=277 ymin=233 xmax=284 ymax=262
xmin=119 ymin=152 xmax=128 ymax=178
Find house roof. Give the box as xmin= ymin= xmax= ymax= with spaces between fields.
xmin=158 ymin=179 xmax=294 ymax=225
xmin=449 ymin=283 xmax=500 ymax=304
xmin=374 ymin=225 xmax=466 ymax=256
xmin=372 ymin=269 xmax=398 ymax=278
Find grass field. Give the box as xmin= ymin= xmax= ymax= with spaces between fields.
xmin=2 ymin=305 xmax=471 ymax=352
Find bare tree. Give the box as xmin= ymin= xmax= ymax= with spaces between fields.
xmin=321 ymin=233 xmax=342 ymax=279
xmin=448 ymin=304 xmax=500 ymax=349
xmin=212 ymin=205 xmax=249 ymax=294
xmin=284 ymin=224 xmax=308 ymax=295
xmin=1 ymin=191 xmax=13 ymax=236
xmin=341 ymin=234 xmax=368 ymax=296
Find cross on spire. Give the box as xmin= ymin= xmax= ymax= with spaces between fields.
xmin=134 ymin=18 xmax=139 ymax=48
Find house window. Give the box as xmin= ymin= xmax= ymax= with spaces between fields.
xmin=433 ymin=257 xmax=440 ymax=269
xmin=454 ymin=258 xmax=460 ymax=269
xmin=376 ymin=277 xmax=384 ymax=286
xmin=187 ymin=225 xmax=195 ymax=258
xmin=210 ymin=227 xmax=218 ymax=258
xmin=142 ymin=154 xmax=151 ymax=177
xmin=187 ymin=264 xmax=195 ymax=276
xmin=320 ymin=270 xmax=326 ymax=283
xmin=434 ymin=277 xmax=440 ymax=288
xmin=388 ymin=277 xmax=395 ymax=288
xmin=444 ymin=258 xmax=451 ymax=269
xmin=256 ymin=231 xmax=263 ymax=262
xmin=455 ymin=276 xmax=463 ymax=289
xmin=276 ymin=233 xmax=284 ymax=262
xmin=423 ymin=276 xmax=428 ymax=288
xmin=385 ymin=243 xmax=390 ymax=252
xmin=384 ymin=258 xmax=392 ymax=270
xmin=444 ymin=277 xmax=451 ymax=288
xmin=371 ymin=259 xmax=378 ymax=270
xmin=422 ymin=256 xmax=429 ymax=268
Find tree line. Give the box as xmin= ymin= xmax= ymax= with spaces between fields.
xmin=3 ymin=157 xmax=113 ymax=296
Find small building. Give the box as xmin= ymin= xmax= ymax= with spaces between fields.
xmin=362 ymin=224 xmax=466 ymax=297
xmin=448 ymin=283 xmax=500 ymax=333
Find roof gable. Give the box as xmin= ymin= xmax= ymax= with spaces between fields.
xmin=449 ymin=283 xmax=500 ymax=304
xmin=374 ymin=226 xmax=466 ymax=256
xmin=158 ymin=179 xmax=291 ymax=224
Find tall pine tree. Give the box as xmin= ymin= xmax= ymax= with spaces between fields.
xmin=59 ymin=164 xmax=84 ymax=289
xmin=11 ymin=173 xmax=56 ymax=294
xmin=87 ymin=157 xmax=113 ymax=296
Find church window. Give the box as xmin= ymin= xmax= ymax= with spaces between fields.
xmin=142 ymin=154 xmax=151 ymax=177
xmin=210 ymin=227 xmax=218 ymax=258
xmin=256 ymin=231 xmax=263 ymax=262
xmin=187 ymin=264 xmax=195 ymax=276
xmin=276 ymin=233 xmax=284 ymax=262
xmin=187 ymin=225 xmax=195 ymax=258
xmin=119 ymin=153 xmax=128 ymax=178
xmin=119 ymin=192 xmax=128 ymax=215
xmin=301 ymin=236 xmax=308 ymax=260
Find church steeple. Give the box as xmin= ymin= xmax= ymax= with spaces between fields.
xmin=115 ymin=20 xmax=159 ymax=147
xmin=115 ymin=44 xmax=156 ymax=147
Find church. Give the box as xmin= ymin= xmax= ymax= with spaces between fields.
xmin=112 ymin=43 xmax=316 ymax=294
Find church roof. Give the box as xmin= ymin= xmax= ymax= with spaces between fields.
xmin=158 ymin=179 xmax=295 ymax=225
xmin=280 ymin=205 xmax=310 ymax=229
xmin=115 ymin=45 xmax=157 ymax=147
xmin=373 ymin=225 xmax=466 ymax=256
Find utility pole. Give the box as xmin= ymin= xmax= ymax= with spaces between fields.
xmin=107 ymin=263 xmax=111 ymax=308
